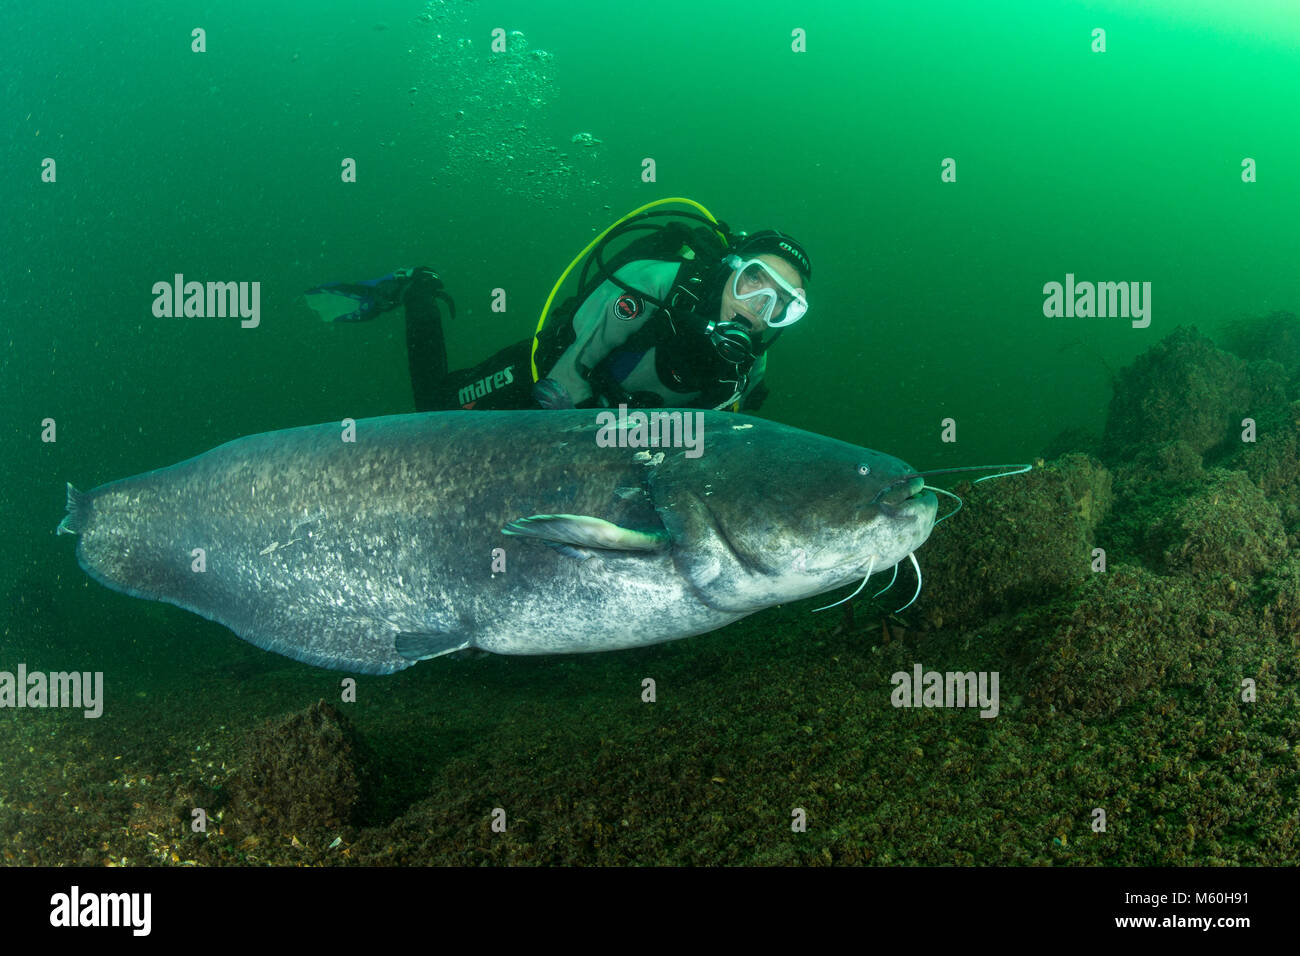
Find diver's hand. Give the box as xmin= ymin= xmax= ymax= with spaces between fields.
xmin=532 ymin=378 xmax=575 ymax=409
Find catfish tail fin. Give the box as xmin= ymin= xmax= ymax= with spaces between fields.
xmin=57 ymin=483 xmax=91 ymax=536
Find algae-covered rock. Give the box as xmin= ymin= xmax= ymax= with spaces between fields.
xmin=1220 ymin=400 xmax=1300 ymax=539
xmin=916 ymin=453 xmax=1111 ymax=630
xmin=1104 ymin=453 xmax=1286 ymax=582
xmin=1244 ymin=358 xmax=1291 ymax=408
xmin=1221 ymin=310 xmax=1300 ymax=397
xmin=1101 ymin=441 xmax=1206 ymax=566
xmin=1123 ymin=439 xmax=1207 ymax=486
xmin=228 ymin=700 xmax=370 ymax=833
xmin=1102 ymin=327 xmax=1253 ymax=461
xmin=1143 ymin=469 xmax=1286 ymax=580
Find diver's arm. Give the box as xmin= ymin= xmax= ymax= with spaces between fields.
xmin=544 ymin=343 xmax=596 ymax=407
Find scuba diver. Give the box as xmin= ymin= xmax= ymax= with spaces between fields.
xmin=303 ymin=199 xmax=812 ymax=413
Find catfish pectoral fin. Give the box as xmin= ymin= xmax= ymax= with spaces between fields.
xmin=502 ymin=514 xmax=668 ymax=552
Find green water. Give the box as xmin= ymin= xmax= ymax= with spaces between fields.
xmin=2 ymin=0 xmax=1298 ymax=866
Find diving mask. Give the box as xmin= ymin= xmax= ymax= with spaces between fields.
xmin=725 ymin=255 xmax=808 ymax=328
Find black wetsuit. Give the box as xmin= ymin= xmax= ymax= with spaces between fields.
xmin=404 ymin=272 xmax=536 ymax=411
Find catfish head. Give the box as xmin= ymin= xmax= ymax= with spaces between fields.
xmin=647 ymin=417 xmax=938 ymax=613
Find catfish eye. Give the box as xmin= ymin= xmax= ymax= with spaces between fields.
xmin=857 ymin=464 xmax=871 ymax=476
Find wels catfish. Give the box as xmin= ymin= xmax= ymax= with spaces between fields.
xmin=60 ymin=410 xmax=938 ymax=674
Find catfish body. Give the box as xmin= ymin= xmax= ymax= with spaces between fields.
xmin=63 ymin=411 xmax=937 ymax=674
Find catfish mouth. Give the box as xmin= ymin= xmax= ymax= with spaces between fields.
xmin=845 ymin=485 xmax=939 ymax=579
xmin=875 ymin=483 xmax=939 ymax=536
xmin=876 ymin=475 xmax=929 ymax=509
